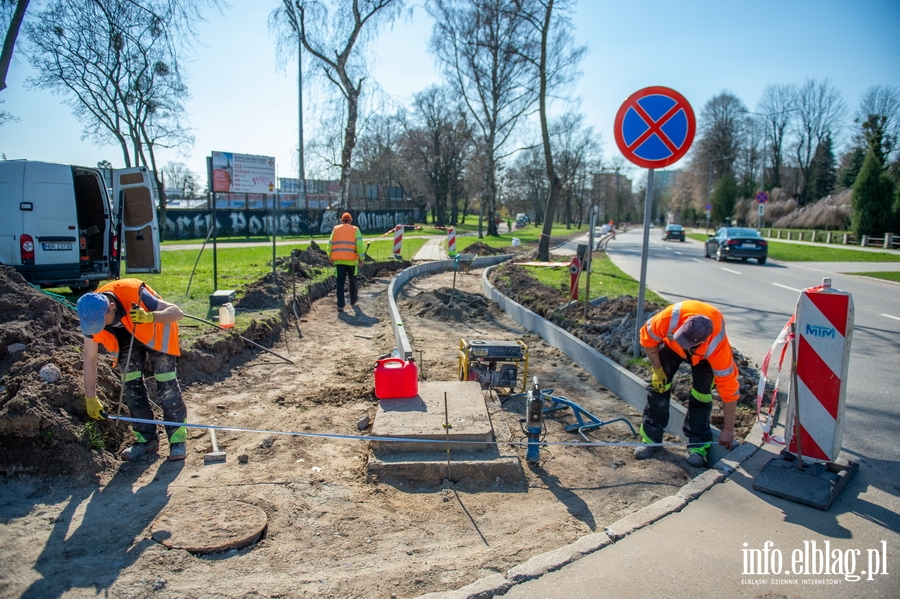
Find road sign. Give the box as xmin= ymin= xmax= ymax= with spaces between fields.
xmin=705 ymin=203 xmax=712 ymax=211
xmin=614 ymin=86 xmax=696 ymax=169
xmin=756 ymin=191 xmax=769 ymax=204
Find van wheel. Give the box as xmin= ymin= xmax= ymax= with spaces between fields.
xmin=70 ymin=281 xmax=99 ymax=293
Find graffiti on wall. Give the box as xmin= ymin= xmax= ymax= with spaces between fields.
xmin=163 ymin=209 xmax=416 ymax=240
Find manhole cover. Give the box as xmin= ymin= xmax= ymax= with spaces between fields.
xmin=150 ymin=500 xmax=268 ymax=554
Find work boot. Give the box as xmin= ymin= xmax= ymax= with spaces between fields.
xmin=168 ymin=442 xmax=187 ymax=461
xmin=121 ymin=439 xmax=159 ymax=461
xmin=686 ymin=451 xmax=706 ymax=468
xmin=633 ymin=444 xmax=657 ymax=460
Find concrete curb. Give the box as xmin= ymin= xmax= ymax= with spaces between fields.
xmin=406 ymin=259 xmax=768 ymax=599
xmin=387 ymin=255 xmax=513 ymax=361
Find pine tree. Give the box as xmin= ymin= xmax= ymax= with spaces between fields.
xmin=808 ymin=135 xmax=836 ymax=201
xmin=710 ymin=174 xmax=737 ymax=225
xmin=851 ymin=150 xmax=894 ymax=237
xmin=837 ymin=147 xmax=866 ymax=189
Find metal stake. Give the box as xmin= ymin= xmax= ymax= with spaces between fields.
xmin=443 ymin=391 xmax=452 ymax=482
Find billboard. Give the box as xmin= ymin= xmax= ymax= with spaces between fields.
xmin=211 ymin=151 xmax=276 ymax=194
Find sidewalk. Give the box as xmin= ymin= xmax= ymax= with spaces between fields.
xmin=499 ymin=438 xmax=900 ymax=599
xmin=412 ymin=236 xmax=448 ymax=261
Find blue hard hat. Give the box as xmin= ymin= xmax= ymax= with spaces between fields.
xmin=76 ymin=292 xmax=110 ymax=335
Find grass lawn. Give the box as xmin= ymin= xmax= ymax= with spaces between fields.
xmin=686 ymin=234 xmax=900 ymax=262
xmin=523 ymin=252 xmax=667 ymax=305
xmin=850 ymin=271 xmax=900 ymax=282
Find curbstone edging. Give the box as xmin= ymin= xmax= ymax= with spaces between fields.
xmin=506 ymin=532 xmax=613 ymax=583
xmin=413 ymin=573 xmax=511 ymax=599
xmin=603 ymin=495 xmax=687 ymax=541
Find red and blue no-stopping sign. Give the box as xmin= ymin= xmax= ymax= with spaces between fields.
xmin=614 ymin=86 xmax=695 ymax=169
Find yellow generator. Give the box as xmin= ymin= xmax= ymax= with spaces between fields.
xmin=458 ymin=339 xmax=528 ymax=393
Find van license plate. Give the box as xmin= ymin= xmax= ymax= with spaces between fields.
xmin=41 ymin=242 xmax=73 ymax=251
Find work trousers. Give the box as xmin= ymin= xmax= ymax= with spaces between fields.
xmin=335 ymin=263 xmax=358 ymax=309
xmin=641 ymin=345 xmax=714 ymax=453
xmin=120 ymin=344 xmax=187 ymax=444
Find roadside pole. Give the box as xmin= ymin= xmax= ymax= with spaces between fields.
xmin=633 ymin=170 xmax=654 ymax=356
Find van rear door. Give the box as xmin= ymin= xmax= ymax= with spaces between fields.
xmin=113 ymin=167 xmax=161 ymax=274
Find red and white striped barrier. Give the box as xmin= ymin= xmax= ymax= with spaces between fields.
xmin=785 ymin=278 xmax=854 ymax=462
xmin=447 ymin=227 xmax=456 ymax=254
xmin=392 ymin=225 xmax=404 ymax=257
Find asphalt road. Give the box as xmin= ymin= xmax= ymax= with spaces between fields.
xmin=605 ymin=228 xmax=900 ymax=496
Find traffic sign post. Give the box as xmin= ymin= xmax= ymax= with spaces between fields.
xmin=756 ymin=191 xmax=769 ymax=229
xmin=614 ymin=86 xmax=696 ymax=356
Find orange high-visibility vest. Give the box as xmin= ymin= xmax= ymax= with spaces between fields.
xmin=639 ymin=300 xmax=739 ymax=402
xmin=90 ymin=279 xmax=180 ymax=366
xmin=330 ymin=223 xmax=360 ymax=263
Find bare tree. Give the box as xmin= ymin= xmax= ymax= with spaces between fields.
xmin=854 ymin=84 xmax=900 ymax=164
xmin=24 ymin=0 xmax=216 ymax=234
xmin=354 ymin=111 xmax=403 ymax=190
xmin=1 ymin=0 xmax=30 ymax=93
xmin=756 ymin=82 xmax=797 ymax=188
xmin=792 ymin=78 xmax=846 ymax=205
xmin=513 ymin=0 xmax=583 ymax=257
xmin=429 ymin=0 xmax=536 ymax=237
xmin=397 ymin=85 xmax=473 ymax=226
xmin=506 ymin=145 xmax=546 ymax=222
xmin=550 ymin=112 xmax=598 ymax=228
xmin=161 ymin=161 xmax=200 ymax=198
xmin=270 ymin=0 xmax=404 ymax=211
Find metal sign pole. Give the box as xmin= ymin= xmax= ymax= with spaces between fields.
xmin=207 ymin=155 xmax=218 ymax=292
xmin=633 ymin=169 xmax=654 ymax=357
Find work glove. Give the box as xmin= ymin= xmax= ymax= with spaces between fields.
xmin=650 ymin=367 xmax=668 ymax=393
xmin=85 ymin=396 xmax=107 ymax=420
xmin=129 ymin=307 xmax=154 ymax=324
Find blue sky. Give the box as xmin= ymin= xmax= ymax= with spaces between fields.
xmin=1 ymin=0 xmax=898 ymax=184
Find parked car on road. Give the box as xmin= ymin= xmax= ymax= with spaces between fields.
xmin=661 ymin=224 xmax=685 ymax=241
xmin=704 ymin=227 xmax=768 ymax=264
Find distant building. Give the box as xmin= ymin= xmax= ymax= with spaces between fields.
xmin=653 ymin=169 xmax=679 ymax=191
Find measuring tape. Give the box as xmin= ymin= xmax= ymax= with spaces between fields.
xmin=109 ymin=415 xmax=725 ymax=450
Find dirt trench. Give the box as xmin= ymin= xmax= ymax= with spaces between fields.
xmin=1 ymin=258 xmax=735 ymax=599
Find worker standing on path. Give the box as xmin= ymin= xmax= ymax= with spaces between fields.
xmin=329 ymin=212 xmax=364 ymax=313
xmin=76 ymin=280 xmax=188 ymax=461
xmin=634 ymin=300 xmax=738 ymax=467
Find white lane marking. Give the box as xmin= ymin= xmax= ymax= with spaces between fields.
xmin=772 ymin=282 xmax=803 ymax=293
xmin=882 ymin=313 xmax=900 ymax=322
xmin=691 ymin=258 xmax=703 ymax=263
xmin=721 ymin=267 xmax=742 ymax=275
xmin=675 ymin=251 xmax=684 ymax=255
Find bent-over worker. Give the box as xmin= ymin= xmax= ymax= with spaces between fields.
xmin=635 ymin=299 xmax=738 ymax=467
xmin=76 ymin=279 xmax=188 ymax=461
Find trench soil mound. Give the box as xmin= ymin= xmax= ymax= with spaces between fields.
xmin=490 ymin=260 xmax=763 ymax=438
xmin=0 ymin=266 xmax=125 ymax=478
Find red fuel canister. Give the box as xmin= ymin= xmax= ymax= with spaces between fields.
xmin=374 ymin=357 xmax=419 ymax=399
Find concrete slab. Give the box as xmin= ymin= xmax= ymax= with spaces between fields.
xmin=367 ymin=448 xmax=524 ymax=485
xmin=368 ymin=381 xmax=525 ymax=483
xmin=371 ymin=381 xmax=493 ymax=451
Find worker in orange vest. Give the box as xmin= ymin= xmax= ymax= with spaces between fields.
xmin=76 ymin=280 xmax=188 ymax=461
xmin=635 ymin=300 xmax=739 ymax=467
xmin=329 ymin=212 xmax=365 ymax=313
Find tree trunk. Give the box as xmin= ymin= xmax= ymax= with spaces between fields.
xmin=0 ymin=0 xmax=29 ymax=92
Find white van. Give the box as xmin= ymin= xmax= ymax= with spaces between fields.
xmin=0 ymin=160 xmax=161 ymax=290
